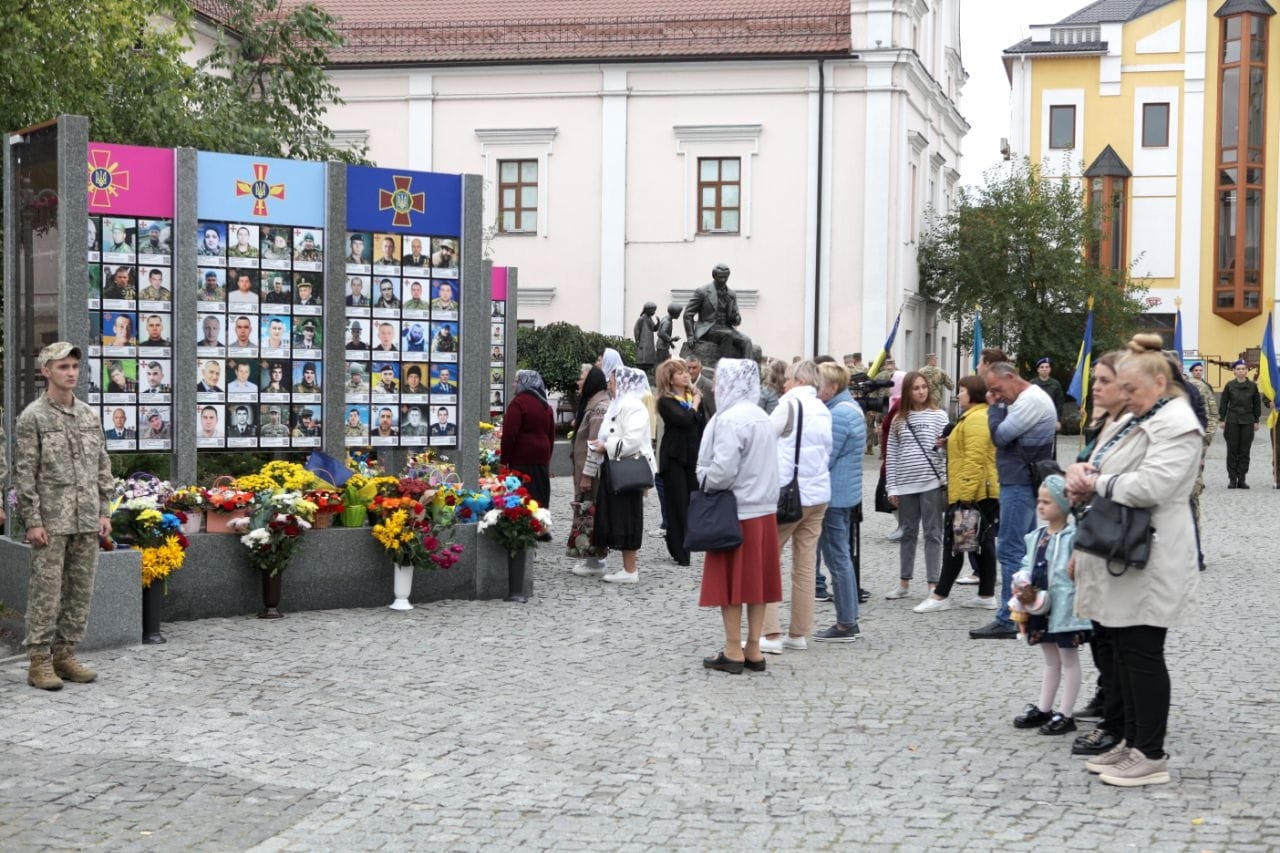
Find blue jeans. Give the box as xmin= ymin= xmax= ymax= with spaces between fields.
xmin=995 ymin=484 xmax=1036 ymax=627
xmin=818 ymin=506 xmax=858 ymax=626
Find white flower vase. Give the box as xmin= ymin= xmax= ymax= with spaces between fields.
xmin=389 ymin=564 xmax=414 ymax=611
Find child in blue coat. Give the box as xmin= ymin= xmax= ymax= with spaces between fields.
xmin=1010 ymin=474 xmax=1093 ymax=736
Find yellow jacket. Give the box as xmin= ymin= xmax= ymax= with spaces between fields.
xmin=946 ymin=402 xmax=999 ymax=504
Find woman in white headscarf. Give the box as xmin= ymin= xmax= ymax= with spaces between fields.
xmin=590 ymin=365 xmax=656 ymax=584
xmin=695 ymin=359 xmax=782 ymax=673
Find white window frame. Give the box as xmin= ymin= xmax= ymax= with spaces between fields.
xmin=475 ymin=127 xmax=557 ymax=239
xmin=674 ymin=124 xmax=762 ymax=242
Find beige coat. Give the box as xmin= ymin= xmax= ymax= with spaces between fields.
xmin=1074 ymin=396 xmax=1202 ymax=628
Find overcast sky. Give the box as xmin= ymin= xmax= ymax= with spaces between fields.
xmin=957 ymin=0 xmax=1088 ymax=186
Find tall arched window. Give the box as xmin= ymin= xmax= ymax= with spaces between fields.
xmin=1085 ymin=145 xmax=1130 ymax=272
xmin=1214 ymin=2 xmax=1273 ymax=325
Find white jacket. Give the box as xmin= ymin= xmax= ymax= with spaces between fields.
xmin=770 ymin=386 xmax=832 ymax=507
xmin=696 ymin=400 xmax=780 ymax=520
xmin=601 ymin=396 xmax=657 ymax=473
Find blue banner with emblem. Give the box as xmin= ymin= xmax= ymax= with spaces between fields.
xmin=345 ymin=166 xmax=461 ymax=235
xmin=196 ymin=152 xmax=326 ymax=225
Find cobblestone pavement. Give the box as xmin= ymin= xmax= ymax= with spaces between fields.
xmin=2 ymin=437 xmax=1278 ymax=851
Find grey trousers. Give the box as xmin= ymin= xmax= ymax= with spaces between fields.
xmin=897 ymin=485 xmax=946 ymax=583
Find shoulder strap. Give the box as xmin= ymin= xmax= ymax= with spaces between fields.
xmin=792 ymin=400 xmax=804 ymax=474
xmin=903 ymin=416 xmax=943 ymax=480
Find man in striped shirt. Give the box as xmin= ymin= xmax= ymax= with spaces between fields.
xmin=969 ymin=361 xmax=1057 ymax=639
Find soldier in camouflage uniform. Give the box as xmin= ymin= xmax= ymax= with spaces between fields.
xmin=259 ymin=407 xmax=290 ymax=438
xmin=1186 ymin=361 xmax=1218 ymax=554
xmin=14 ymin=342 xmax=114 ymax=691
xmin=917 ymin=353 xmax=954 ymax=409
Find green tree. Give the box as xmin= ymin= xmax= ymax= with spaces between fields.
xmin=515 ymin=323 xmax=635 ymax=398
xmin=918 ymin=159 xmax=1146 ymax=388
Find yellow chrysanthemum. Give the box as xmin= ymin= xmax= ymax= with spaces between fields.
xmin=140 ymin=537 xmax=186 ymax=588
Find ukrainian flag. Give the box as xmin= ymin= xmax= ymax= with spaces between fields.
xmin=1258 ymin=312 xmax=1279 ymax=430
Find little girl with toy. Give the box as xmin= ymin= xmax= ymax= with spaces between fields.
xmin=1010 ymin=475 xmax=1093 ymax=736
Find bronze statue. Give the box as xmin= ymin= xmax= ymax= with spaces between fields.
xmin=683 ymin=264 xmax=752 ymax=365
xmin=656 ymin=302 xmax=682 ymax=364
xmin=634 ymin=302 xmax=658 ymax=372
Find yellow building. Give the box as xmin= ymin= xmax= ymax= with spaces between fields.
xmin=1005 ymin=0 xmax=1279 ymax=375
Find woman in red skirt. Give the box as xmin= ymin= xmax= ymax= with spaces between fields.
xmin=696 ymin=358 xmax=782 ymax=673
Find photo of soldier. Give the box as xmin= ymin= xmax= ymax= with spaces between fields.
xmin=137 ymin=221 xmax=171 ymax=258
xmin=430 ymin=365 xmax=459 ymax=395
xmin=373 ymin=363 xmax=399 ymax=395
xmin=374 ymin=277 xmax=401 ymax=311
xmin=403 ymin=280 xmax=429 ymax=311
xmin=372 ymin=320 xmax=399 ymax=355
xmin=103 ymin=407 xmax=137 ymax=442
xmin=345 ymin=319 xmax=369 ymax=353
xmin=402 ymin=364 xmax=426 ymax=396
xmin=371 ymin=406 xmax=398 ymax=441
xmin=430 ymin=406 xmax=458 ymax=437
xmin=373 ymin=233 xmax=400 ymax=267
xmin=430 ymin=238 xmax=458 ymax=273
xmin=198 ymin=268 xmax=226 ymax=303
xmin=260 ymin=226 xmax=292 ymax=263
xmin=401 ymin=237 xmax=429 ymax=269
xmin=226 ymin=404 xmax=258 ymax=439
xmin=345 ymin=363 xmax=369 ymax=397
xmin=293 ymin=361 xmax=322 ymax=394
xmin=291 ymin=405 xmax=322 ymax=439
xmin=225 ymin=358 xmax=260 ymax=395
xmin=344 ymin=407 xmax=370 ymax=442
xmin=88 ymin=217 xmax=100 ymax=255
xmin=293 ymin=229 xmax=323 ymax=264
xmin=402 ymin=322 xmax=429 ymax=353
xmin=101 ymin=312 xmax=137 ymax=350
xmin=261 ymin=360 xmax=291 ymax=395
xmin=261 ymin=272 xmax=292 ymax=304
xmin=227 ymin=224 xmax=260 ymax=260
xmin=138 ymin=314 xmax=171 ymax=349
xmin=197 ymin=360 xmax=224 ymax=395
xmin=430 ymin=281 xmax=459 ymax=314
xmin=259 ymin=405 xmax=291 ymax=439
xmin=87 ymin=358 xmax=101 ymax=396
xmin=197 ymin=314 xmax=225 ymax=350
xmin=432 ymin=322 xmax=458 ymax=354
xmin=294 ymin=276 xmax=321 ymax=307
xmin=102 ymin=359 xmax=138 ymax=395
xmin=137 ymin=268 xmax=172 ymax=304
xmin=345 ymin=232 xmax=370 ymax=266
xmin=399 ymin=405 xmax=430 ymax=442
xmin=102 ymin=265 xmax=136 ymax=302
xmin=228 ymin=314 xmax=258 ymax=352
xmin=197 ymin=223 xmax=226 ymax=259
xmin=140 ymin=407 xmax=171 ymax=441
xmin=197 ymin=404 xmax=225 ymax=445
xmin=103 ymin=218 xmax=135 ymax=256
xmin=293 ymin=319 xmax=321 ymax=351
xmin=88 ymin=263 xmax=101 ymax=302
xmin=139 ymin=360 xmax=172 ymax=397
xmin=261 ymin=316 xmax=291 ymax=353
xmin=345 ymin=276 xmax=370 ymax=308
xmin=226 ymin=268 xmax=260 ymax=308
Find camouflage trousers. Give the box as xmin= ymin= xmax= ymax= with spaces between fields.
xmin=1190 ymin=443 xmax=1208 ymax=527
xmin=22 ymin=532 xmax=99 ymax=655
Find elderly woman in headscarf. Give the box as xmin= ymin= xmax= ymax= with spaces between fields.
xmin=589 ymin=365 xmax=656 ymax=584
xmin=696 ymin=358 xmax=782 ymax=673
xmin=569 ymin=362 xmax=612 ymax=575
xmin=500 ymin=369 xmax=557 ymax=508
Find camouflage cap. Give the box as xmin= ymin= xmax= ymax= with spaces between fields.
xmin=144 ymin=408 xmax=162 ymax=420
xmin=39 ymin=341 xmax=82 ymax=366
xmin=268 ymin=406 xmax=282 ymax=416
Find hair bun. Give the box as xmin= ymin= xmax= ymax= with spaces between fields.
xmin=1127 ymin=332 xmax=1165 ymax=354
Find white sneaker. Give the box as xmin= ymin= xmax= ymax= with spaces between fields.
xmin=758 ymin=636 xmax=784 ymax=655
xmin=885 ymin=586 xmax=912 ymax=600
xmin=960 ymin=595 xmax=998 ymax=609
xmin=885 ymin=528 xmax=904 ymax=541
xmin=649 ymin=528 xmax=667 ymax=538
xmin=601 ymin=569 xmax=638 ymax=585
xmin=571 ymin=563 xmax=604 ymax=577
xmin=782 ymin=635 xmax=808 ymax=650
xmin=913 ymin=597 xmax=952 ymax=613
xmin=956 ymin=574 xmax=980 ymax=585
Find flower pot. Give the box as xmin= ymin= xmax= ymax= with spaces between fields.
xmin=260 ymin=571 xmax=284 ymax=619
xmin=181 ymin=513 xmax=204 ymax=535
xmin=142 ymin=581 xmax=166 ymax=644
xmin=206 ymin=509 xmax=249 ymax=534
xmin=341 ymin=505 xmax=368 ymax=528
xmin=312 ymin=512 xmax=334 ymax=529
xmin=506 ymin=550 xmax=529 ymax=603
xmin=389 ymin=564 xmax=414 ymax=610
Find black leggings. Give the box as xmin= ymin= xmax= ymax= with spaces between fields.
xmin=934 ymin=499 xmax=999 ymax=599
xmin=1110 ymin=623 xmax=1171 ymax=758
xmin=662 ymin=460 xmax=696 ymax=565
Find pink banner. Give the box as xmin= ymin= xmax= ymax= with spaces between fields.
xmin=490 ymin=266 xmax=508 ymax=301
xmin=87 ymin=143 xmax=175 ymax=216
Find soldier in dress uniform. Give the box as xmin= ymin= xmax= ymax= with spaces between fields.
xmin=14 ymin=342 xmax=114 ymax=691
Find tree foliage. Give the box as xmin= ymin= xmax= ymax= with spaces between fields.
xmin=917 ymin=160 xmax=1147 ymax=386
xmin=516 ymin=322 xmax=636 ymax=398
xmin=0 ymin=0 xmax=363 ymax=161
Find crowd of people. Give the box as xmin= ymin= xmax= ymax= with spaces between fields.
xmin=502 ymin=333 xmax=1226 ymax=789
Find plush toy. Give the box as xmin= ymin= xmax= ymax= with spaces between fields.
xmin=1008 ymin=569 xmax=1050 ymax=639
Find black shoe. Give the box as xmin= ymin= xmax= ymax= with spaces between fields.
xmin=1074 ymin=693 xmax=1105 ymax=721
xmin=858 ymin=588 xmax=871 ymax=604
xmin=743 ymin=657 xmax=767 ymax=672
xmin=1013 ymin=704 xmax=1053 ymax=729
xmin=702 ymin=653 xmax=744 ymax=674
xmin=1239 ymin=480 xmax=1250 ymax=489
xmin=1072 ymin=727 xmax=1121 ymax=755
xmin=969 ymin=620 xmax=1018 ymax=640
xmin=1039 ymin=713 xmax=1077 ymax=735
xmin=814 ymin=590 xmax=833 ymax=602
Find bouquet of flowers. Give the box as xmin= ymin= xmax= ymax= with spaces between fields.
xmin=205 ymin=479 xmax=255 ymax=514
xmin=477 ymin=471 xmax=552 ymax=557
xmin=164 ymin=486 xmax=206 ymax=514
xmin=369 ymin=494 xmax=425 ymax=523
xmin=304 ymin=489 xmax=345 ymax=516
xmin=227 ymin=492 xmax=318 ymax=576
xmin=478 ymin=421 xmax=502 ymax=478
xmin=109 ymin=476 xmax=190 ymax=587
xmin=371 ymin=509 xmax=464 ymax=570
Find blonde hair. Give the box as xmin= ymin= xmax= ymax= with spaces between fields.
xmin=761 ymin=358 xmax=786 ymax=393
xmin=817 ymin=361 xmax=849 ymax=392
xmin=654 ymin=358 xmax=688 ymax=397
xmin=1118 ymin=333 xmax=1184 ymax=397
xmin=785 ymin=359 xmax=822 ymax=389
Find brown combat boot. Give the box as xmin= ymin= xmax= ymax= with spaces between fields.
xmin=27 ymin=654 xmax=64 ymax=691
xmin=51 ymin=647 xmax=97 ymax=683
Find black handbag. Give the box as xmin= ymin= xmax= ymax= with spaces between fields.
xmin=776 ymin=400 xmax=804 ymax=524
xmin=606 ymin=451 xmax=654 ymax=494
xmin=684 ymin=478 xmax=742 ymax=552
xmin=1074 ymin=477 xmax=1153 ymax=575
xmin=874 ymin=471 xmax=895 ymax=513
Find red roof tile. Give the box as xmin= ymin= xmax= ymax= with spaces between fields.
xmin=288 ymin=1 xmax=852 ymax=64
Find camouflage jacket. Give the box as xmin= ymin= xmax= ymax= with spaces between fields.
xmin=14 ymin=394 xmax=113 ymax=534
xmin=1189 ymin=377 xmax=1218 ymax=441
xmin=918 ymin=365 xmax=954 ymax=407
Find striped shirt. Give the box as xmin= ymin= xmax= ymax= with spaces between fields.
xmin=886 ymin=409 xmax=949 ymax=496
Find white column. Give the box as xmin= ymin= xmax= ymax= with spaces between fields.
xmin=1180 ymin=0 xmax=1207 ymax=349
xmin=408 ymin=72 xmax=434 ymax=172
xmin=862 ymin=64 xmax=894 ymax=354
xmin=599 ymin=68 xmax=628 ymax=336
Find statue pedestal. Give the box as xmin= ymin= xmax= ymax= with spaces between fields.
xmin=679 ymin=339 xmax=728 ymax=370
